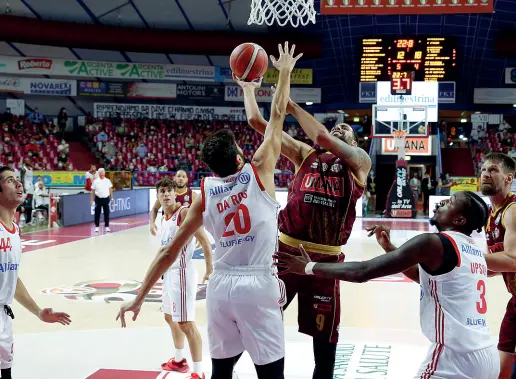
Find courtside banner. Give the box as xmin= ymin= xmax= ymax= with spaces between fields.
xmin=93 ymin=103 xmax=260 ymax=121
xmin=127 ymin=83 xmax=177 ymax=99
xmin=225 ymin=86 xmax=321 ymax=103
xmin=78 ymin=81 xmax=127 ymax=97
xmin=34 ymin=171 xmax=86 ymax=187
xmin=321 ymin=0 xmax=493 ymax=15
xmin=61 ymin=189 xmax=149 ymax=227
xmin=25 ymin=78 xmax=76 ymax=96
xmin=0 ymin=55 xmax=215 ymax=81
xmin=0 ymin=76 xmax=24 ymax=94
xmin=263 ymin=68 xmax=313 ymax=85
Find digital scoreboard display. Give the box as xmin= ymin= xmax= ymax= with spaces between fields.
xmin=360 ymin=37 xmax=457 ymax=82
xmin=391 ymin=71 xmax=413 ymax=95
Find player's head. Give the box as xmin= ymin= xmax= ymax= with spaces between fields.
xmin=480 ymin=153 xmax=515 ymax=196
xmin=201 ymin=129 xmax=245 ymax=178
xmin=330 ymin=123 xmax=359 ymax=147
xmin=430 ymin=191 xmax=488 ymax=236
xmin=90 ymin=165 xmax=96 ymax=172
xmin=156 ymin=176 xmax=178 ymax=209
xmin=0 ymin=166 xmax=24 ymax=209
xmin=174 ymin=170 xmax=188 ymax=189
xmin=98 ymin=168 xmax=106 ymax=179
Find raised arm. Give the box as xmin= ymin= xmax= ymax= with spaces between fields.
xmin=275 ymin=233 xmax=442 ymax=283
xmin=485 ymin=205 xmax=516 ymax=272
xmin=289 ymin=102 xmax=371 ymax=183
xmin=239 ymin=79 xmax=311 ymax=170
xmin=251 ymin=42 xmax=302 ymax=197
xmin=117 ymin=195 xmax=204 ymax=326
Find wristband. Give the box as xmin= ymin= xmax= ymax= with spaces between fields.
xmin=305 ymin=262 xmax=316 ymax=275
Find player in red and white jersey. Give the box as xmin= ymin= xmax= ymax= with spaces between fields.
xmin=155 ymin=176 xmax=212 ymax=378
xmin=117 ymin=42 xmax=302 ymax=379
xmin=477 ymin=153 xmax=516 ymax=379
xmin=0 ymin=166 xmax=71 ymax=379
xmin=275 ymin=190 xmax=500 ymax=379
xmin=150 ymin=170 xmax=197 ymax=236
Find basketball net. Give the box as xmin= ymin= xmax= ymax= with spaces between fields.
xmin=247 ymin=0 xmax=316 ymax=27
xmin=392 ymin=130 xmax=408 ymax=160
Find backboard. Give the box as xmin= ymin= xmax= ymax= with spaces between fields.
xmin=372 ymin=104 xmax=429 ymax=138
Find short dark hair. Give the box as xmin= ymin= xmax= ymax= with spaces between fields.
xmin=155 ymin=176 xmax=177 ymax=191
xmin=0 ymin=166 xmax=13 ymax=192
xmin=483 ymin=153 xmax=516 ymax=175
xmin=457 ymin=191 xmax=489 ymax=235
xmin=201 ymin=129 xmax=240 ymax=177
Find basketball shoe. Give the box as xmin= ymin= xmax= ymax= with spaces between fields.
xmin=186 ymin=374 xmax=205 ymax=379
xmin=161 ymin=357 xmax=189 ymax=373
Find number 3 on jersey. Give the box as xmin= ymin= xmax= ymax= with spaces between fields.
xmin=476 ymin=279 xmax=487 ymax=314
xmin=222 ymin=204 xmax=252 ymax=237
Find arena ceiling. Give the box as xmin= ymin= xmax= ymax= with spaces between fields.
xmin=1 ymin=0 xmax=516 ymax=110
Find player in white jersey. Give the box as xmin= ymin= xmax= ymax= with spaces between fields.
xmin=155 ymin=176 xmax=213 ymax=378
xmin=0 ymin=166 xmax=71 ymax=379
xmin=117 ymin=42 xmax=302 ymax=379
xmin=275 ymin=190 xmax=500 ymax=379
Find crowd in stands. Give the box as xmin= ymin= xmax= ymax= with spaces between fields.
xmin=471 ymin=120 xmax=516 ymax=176
xmin=0 ymin=108 xmax=74 ymax=171
xmin=85 ymin=116 xmax=313 ymax=187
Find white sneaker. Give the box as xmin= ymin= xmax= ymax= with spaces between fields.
xmin=106 ymin=227 xmax=111 ymax=232
xmin=95 ymin=227 xmax=99 ymax=233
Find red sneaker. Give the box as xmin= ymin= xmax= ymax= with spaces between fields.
xmin=186 ymin=373 xmax=205 ymax=379
xmin=161 ymin=357 xmax=190 ymax=373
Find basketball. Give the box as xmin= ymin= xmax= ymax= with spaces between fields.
xmin=230 ymin=43 xmax=268 ymax=82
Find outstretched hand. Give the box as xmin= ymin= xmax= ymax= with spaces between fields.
xmin=270 ymin=42 xmax=303 ymax=72
xmin=233 ymin=73 xmax=262 ymax=89
xmin=39 ymin=308 xmax=71 ymax=325
xmin=116 ymin=300 xmax=142 ymax=328
xmin=274 ymin=244 xmax=312 ymax=275
xmin=365 ymin=224 xmax=393 ymax=251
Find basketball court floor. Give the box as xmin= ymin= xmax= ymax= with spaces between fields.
xmin=12 ymin=215 xmax=509 ymax=379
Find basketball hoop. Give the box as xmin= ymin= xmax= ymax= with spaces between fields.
xmin=392 ymin=130 xmax=408 ymax=160
xmin=247 ymin=0 xmax=316 ymax=28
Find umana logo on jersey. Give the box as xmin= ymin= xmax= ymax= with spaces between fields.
xmin=301 ymin=173 xmax=345 ymax=197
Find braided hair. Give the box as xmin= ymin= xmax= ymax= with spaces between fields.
xmin=458 ymin=191 xmax=489 ymax=235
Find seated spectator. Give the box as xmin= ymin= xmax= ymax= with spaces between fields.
xmin=28 ymin=107 xmax=44 ymax=125
xmin=57 ymin=153 xmax=68 ymax=169
xmin=134 ymin=142 xmax=148 ymax=158
xmin=33 ymin=181 xmax=50 ymax=215
xmin=58 ymin=140 xmax=70 ymax=154
xmin=96 ymin=130 xmax=108 ymax=151
xmin=102 ymin=141 xmax=117 ymax=161
xmin=158 ymin=164 xmax=168 ymax=172
xmin=501 ymin=132 xmax=513 ymax=148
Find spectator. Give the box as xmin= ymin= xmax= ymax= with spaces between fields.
xmin=0 ymin=108 xmax=12 ymax=124
xmin=85 ymin=112 xmax=94 ymax=126
xmin=410 ymin=173 xmax=421 ymax=200
xmin=103 ymin=141 xmax=117 ymax=161
xmin=421 ymin=170 xmax=433 ymax=214
xmin=158 ymin=164 xmax=168 ymax=172
xmin=33 ymin=181 xmax=50 ymax=215
xmin=57 ymin=107 xmax=68 ymax=139
xmin=134 ymin=142 xmax=148 ymax=158
xmin=28 ymin=107 xmax=44 ymax=125
xmin=501 ymin=132 xmax=513 ymax=148
xmin=96 ymin=130 xmax=108 ymax=151
xmin=57 ymin=140 xmax=70 ymax=155
xmin=90 ymin=168 xmax=114 ymax=233
xmin=57 ymin=153 xmax=68 ymax=169
xmin=437 ymin=173 xmax=453 ymax=196
xmin=366 ymin=170 xmax=376 ymax=213
xmin=499 ymin=120 xmax=511 ymax=133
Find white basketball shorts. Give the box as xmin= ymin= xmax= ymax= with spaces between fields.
xmin=206 ymin=265 xmax=286 ymax=366
xmin=0 ymin=309 xmax=13 ymax=370
xmin=415 ymin=343 xmax=499 ymax=379
xmin=162 ymin=265 xmax=198 ymax=322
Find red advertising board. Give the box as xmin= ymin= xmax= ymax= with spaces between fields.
xmin=321 ymin=0 xmax=493 ymax=15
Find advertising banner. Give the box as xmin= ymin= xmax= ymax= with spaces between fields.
xmin=0 ymin=55 xmax=216 ymax=82
xmin=225 ymin=86 xmax=321 ymax=103
xmin=263 ymin=68 xmax=313 ymax=84
xmin=127 ymin=83 xmax=177 ymax=99
xmin=34 ymin=171 xmax=86 ymax=187
xmin=60 ymin=189 xmax=149 ymax=226
xmin=321 ymin=0 xmax=493 ymax=15
xmin=94 ymin=103 xmax=257 ymax=121
xmin=506 ymin=68 xmax=516 ymax=84
xmin=0 ymin=76 xmax=23 ymax=94
xmin=386 ymin=160 xmax=417 ymax=218
xmin=176 ymin=84 xmax=224 ymax=101
xmin=25 ymin=78 xmax=76 ymax=96
xmin=78 ymin=81 xmax=126 ymax=97
xmin=450 ymin=177 xmax=479 ymax=193
xmin=359 ymin=81 xmax=456 ymax=103
xmin=381 ymin=137 xmax=432 ymax=156
xmin=6 ymin=99 xmax=24 ymax=115
xmin=215 ymin=67 xmax=233 ymax=83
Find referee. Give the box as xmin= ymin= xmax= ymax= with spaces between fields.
xmin=89 ymin=168 xmax=114 ymax=233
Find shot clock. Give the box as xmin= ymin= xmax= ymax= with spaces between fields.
xmin=360 ymin=37 xmax=457 ymax=82
xmin=390 ymin=71 xmax=414 ymax=95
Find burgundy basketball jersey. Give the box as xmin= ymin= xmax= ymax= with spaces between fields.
xmin=176 ymin=188 xmax=194 ymax=207
xmin=485 ymin=192 xmax=516 ymax=294
xmin=278 ymin=150 xmax=365 ymax=246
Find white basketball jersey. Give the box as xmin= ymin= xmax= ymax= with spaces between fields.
xmin=160 ymin=206 xmax=196 ymax=269
xmin=0 ymin=222 xmax=21 ymax=305
xmin=419 ymin=231 xmax=495 ymax=352
xmin=202 ymin=163 xmax=280 ymax=268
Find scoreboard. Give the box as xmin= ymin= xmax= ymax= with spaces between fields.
xmin=360 ymin=37 xmax=457 ymax=82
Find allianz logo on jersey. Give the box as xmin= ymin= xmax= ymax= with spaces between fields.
xmin=161 ymin=235 xmax=173 ymax=247
xmin=209 ymin=182 xmax=236 ymax=197
xmin=0 ymin=262 xmax=19 ymax=272
xmin=460 ymin=243 xmax=483 ymax=258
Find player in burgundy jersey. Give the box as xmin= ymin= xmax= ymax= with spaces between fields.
xmin=150 ymin=170 xmax=197 ymax=236
xmin=238 ymin=80 xmax=371 ymax=378
xmin=478 ymin=153 xmax=516 ymax=379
